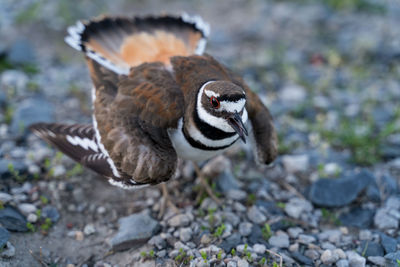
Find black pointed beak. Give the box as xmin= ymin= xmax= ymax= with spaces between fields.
xmin=227 ymin=111 xmax=248 ymax=143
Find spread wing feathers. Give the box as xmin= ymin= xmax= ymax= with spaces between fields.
xmin=65 ymin=14 xmax=210 ymax=74
xmin=29 ymin=123 xmax=148 ymax=188
xmin=88 ymin=59 xmax=183 ymax=185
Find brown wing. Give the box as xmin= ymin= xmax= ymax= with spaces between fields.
xmin=171 ymin=54 xmax=277 ymax=164
xmin=29 ymin=123 xmax=118 ymax=178
xmin=89 ymin=59 xmax=184 ymax=186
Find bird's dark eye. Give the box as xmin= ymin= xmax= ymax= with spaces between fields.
xmin=210 ymin=96 xmax=220 ymax=109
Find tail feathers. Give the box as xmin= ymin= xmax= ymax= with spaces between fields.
xmin=29 ymin=123 xmax=116 ymax=179
xmin=65 ymin=14 xmax=210 ymax=75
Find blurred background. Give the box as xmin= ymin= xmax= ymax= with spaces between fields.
xmin=1 ymin=0 xmax=400 ymax=266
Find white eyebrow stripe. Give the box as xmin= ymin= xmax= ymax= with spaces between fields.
xmin=204 ymin=89 xmax=219 ymax=98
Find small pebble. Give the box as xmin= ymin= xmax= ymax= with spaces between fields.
xmin=179 ymin=227 xmax=192 ymax=242
xmin=168 ymin=214 xmax=191 ymax=227
xmin=336 ymin=259 xmax=349 ymax=267
xmin=83 ymin=224 xmax=96 ymax=236
xmin=18 ymin=203 xmax=37 ymax=216
xmin=269 ymin=231 xmax=289 ymax=248
xmin=247 ymin=206 xmax=266 ymax=224
xmin=288 ymin=227 xmax=303 ymax=238
xmin=97 ymin=206 xmax=106 ymax=214
xmin=253 ymin=244 xmax=266 ymax=254
xmin=367 ymin=256 xmax=385 ymax=266
xmin=238 ymin=222 xmax=252 ymax=237
xmin=1 ymin=242 xmax=15 ymax=258
xmin=237 ymin=259 xmax=249 ymax=267
xmin=75 ymin=231 xmax=84 ymax=241
xmin=27 ymin=213 xmax=38 ymax=223
xmin=321 ymin=249 xmax=339 ymax=265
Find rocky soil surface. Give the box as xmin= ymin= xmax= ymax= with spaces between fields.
xmin=1 ymin=0 xmax=400 ymax=266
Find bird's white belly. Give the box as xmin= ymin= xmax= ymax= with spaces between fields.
xmin=168 ymin=119 xmax=234 ymax=162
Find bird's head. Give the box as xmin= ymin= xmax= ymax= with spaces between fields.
xmin=197 ymin=80 xmax=248 ymax=142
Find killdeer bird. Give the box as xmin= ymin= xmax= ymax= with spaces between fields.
xmin=30 ymin=14 xmax=277 ymax=211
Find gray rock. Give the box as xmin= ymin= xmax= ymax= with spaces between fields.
xmin=238 ymin=222 xmax=252 ymax=237
xmin=217 ymin=171 xmax=240 ymax=193
xmin=11 ymin=96 xmax=55 ymax=135
xmin=287 ymin=227 xmax=303 ymax=238
xmin=298 ymin=234 xmax=316 ymax=244
xmin=281 ymin=154 xmax=309 ymax=173
xmin=367 ymin=256 xmax=385 ymax=266
xmin=284 ymin=198 xmax=313 ymax=219
xmin=83 ymin=224 xmax=96 ymax=236
xmin=305 ymin=249 xmax=319 ymax=260
xmin=253 ymin=244 xmax=266 ymax=254
xmin=247 ymin=206 xmax=266 ymax=224
xmin=366 ymin=180 xmax=381 ymax=202
xmin=179 ymin=227 xmax=192 ymax=242
xmin=0 ymin=241 xmax=15 ymax=258
xmin=358 ymin=241 xmax=384 ymax=257
xmin=41 ymin=205 xmax=60 ymax=223
xmin=17 ymin=203 xmax=36 ymax=216
xmin=309 ymin=169 xmax=375 ymax=207
xmin=380 ymin=233 xmax=397 ymax=254
xmin=339 ymin=208 xmax=374 ymax=229
xmin=27 ymin=213 xmax=38 ymax=223
xmin=167 ymin=214 xmax=191 ymax=227
xmin=319 ymin=229 xmax=342 ymax=244
xmin=0 ymin=193 xmax=12 ymax=203
xmin=223 ymin=211 xmax=240 ymax=227
xmin=347 ymin=251 xmax=366 ymax=267
xmin=386 ymin=196 xmax=400 ymax=209
xmin=380 ymin=174 xmax=399 ymax=195
xmin=110 ymin=211 xmax=160 ymax=251
xmin=291 ymin=251 xmax=313 ymax=265
xmin=0 ymin=206 xmax=27 ymax=232
xmin=219 ymin=232 xmax=241 ymax=252
xmin=237 ymin=259 xmax=249 ymax=267
xmin=321 ymin=249 xmax=339 ymax=265
xmin=374 ymin=208 xmax=399 ymax=230
xmin=148 ymin=235 xmax=166 ymax=250
xmin=0 ymin=227 xmax=10 ymax=248
xmin=336 ymin=259 xmax=349 ymax=267
xmin=269 ymin=232 xmax=289 ymax=248
xmin=227 ymin=189 xmax=247 ymax=201
xmin=384 ymin=251 xmax=400 ymax=267
xmin=8 ymin=39 xmax=36 ymax=65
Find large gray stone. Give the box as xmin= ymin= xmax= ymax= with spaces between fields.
xmin=339 ymin=208 xmax=375 ymax=229
xmin=309 ymin=169 xmax=374 ymax=207
xmin=0 ymin=206 xmax=28 ymax=232
xmin=110 ymin=211 xmax=160 ymax=251
xmin=11 ymin=96 xmax=54 ymax=135
xmin=8 ymin=39 xmax=36 ymax=65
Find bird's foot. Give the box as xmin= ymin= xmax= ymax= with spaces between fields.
xmin=193 ymin=163 xmax=222 ymax=205
xmin=158 ymin=183 xmax=179 ymax=219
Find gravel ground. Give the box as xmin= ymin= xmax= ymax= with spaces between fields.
xmin=1 ymin=0 xmax=400 ymax=266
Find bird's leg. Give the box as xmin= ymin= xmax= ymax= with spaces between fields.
xmin=193 ymin=163 xmax=222 ymax=205
xmin=158 ymin=183 xmax=179 ymax=219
